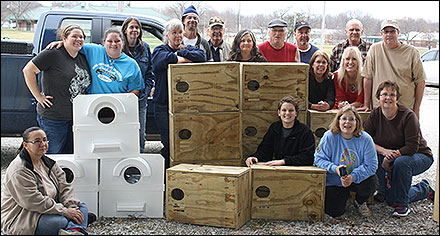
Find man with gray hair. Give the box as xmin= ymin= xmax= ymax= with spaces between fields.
xmin=361 ymin=19 xmax=426 ymax=119
xmin=330 ymin=19 xmax=372 ymax=72
xmin=257 ymin=18 xmax=300 ymax=62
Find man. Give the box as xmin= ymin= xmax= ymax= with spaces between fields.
xmin=181 ymin=5 xmax=212 ymax=61
xmin=361 ymin=20 xmax=426 ymax=119
xmin=207 ymin=16 xmax=231 ymax=62
xmin=257 ymin=18 xmax=300 ymax=62
xmin=294 ymin=20 xmax=319 ymax=64
xmin=330 ymin=19 xmax=372 ymax=72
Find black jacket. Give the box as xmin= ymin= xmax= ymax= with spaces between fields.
xmin=251 ymin=120 xmax=315 ymax=166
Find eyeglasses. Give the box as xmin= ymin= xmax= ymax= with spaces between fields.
xmin=25 ymin=139 xmax=49 ymax=145
xmin=382 ymin=29 xmax=397 ymax=34
xmin=339 ymin=117 xmax=356 ymax=122
xmin=380 ymin=93 xmax=397 ymax=98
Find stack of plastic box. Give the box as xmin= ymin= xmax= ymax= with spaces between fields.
xmin=49 ymin=93 xmax=165 ymax=218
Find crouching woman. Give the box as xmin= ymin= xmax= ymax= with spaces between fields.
xmin=314 ymin=105 xmax=378 ymax=218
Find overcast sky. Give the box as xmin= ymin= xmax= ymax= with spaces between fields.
xmin=40 ymin=1 xmax=439 ymax=23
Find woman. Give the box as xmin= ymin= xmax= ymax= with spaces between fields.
xmin=245 ymin=95 xmax=315 ymax=167
xmin=1 ymin=127 xmax=95 ymax=235
xmin=227 ymin=30 xmax=267 ymax=62
xmin=333 ymin=46 xmax=364 ymax=109
xmin=314 ymin=105 xmax=378 ymax=218
xmin=47 ymin=28 xmax=144 ymax=96
xmin=121 ymin=17 xmax=155 ymax=153
xmin=363 ymin=81 xmax=434 ymax=217
xmin=81 ymin=27 xmax=144 ymax=96
xmin=23 ymin=24 xmax=91 ymax=155
xmin=308 ymin=50 xmax=335 ymax=111
xmin=151 ymin=19 xmax=206 ymax=169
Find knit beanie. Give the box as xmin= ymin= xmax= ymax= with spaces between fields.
xmin=182 ymin=5 xmax=199 ymax=18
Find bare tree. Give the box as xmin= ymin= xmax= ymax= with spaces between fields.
xmin=2 ymin=1 xmax=41 ymax=30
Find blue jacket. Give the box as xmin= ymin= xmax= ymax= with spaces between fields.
xmin=126 ymin=41 xmax=155 ymax=99
xmin=314 ymin=130 xmax=378 ymax=187
xmin=151 ymin=44 xmax=206 ymax=105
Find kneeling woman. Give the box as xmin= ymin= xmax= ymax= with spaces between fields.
xmin=245 ymin=95 xmax=315 ymax=167
xmin=314 ymin=105 xmax=378 ymax=218
xmin=1 ymin=127 xmax=94 ymax=235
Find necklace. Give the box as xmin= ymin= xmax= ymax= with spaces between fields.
xmin=349 ymin=84 xmax=356 ymax=93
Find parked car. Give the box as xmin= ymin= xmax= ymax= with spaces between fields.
xmin=421 ymin=48 xmax=439 ymax=87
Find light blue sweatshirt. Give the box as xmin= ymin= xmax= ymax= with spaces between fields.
xmin=314 ymin=130 xmax=378 ymax=187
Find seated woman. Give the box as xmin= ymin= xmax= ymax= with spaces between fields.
xmin=227 ymin=29 xmax=267 ymax=62
xmin=1 ymin=127 xmax=96 ymax=235
xmin=314 ymin=105 xmax=378 ymax=218
xmin=308 ymin=50 xmax=335 ymax=111
xmin=333 ymin=46 xmax=364 ymax=109
xmin=363 ymin=80 xmax=434 ymax=217
xmin=245 ymin=95 xmax=315 ymax=167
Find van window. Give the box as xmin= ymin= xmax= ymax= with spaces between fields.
xmin=59 ymin=19 xmax=92 ymax=43
xmin=111 ymin=21 xmax=162 ymax=50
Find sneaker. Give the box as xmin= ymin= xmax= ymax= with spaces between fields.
xmin=374 ymin=192 xmax=386 ymax=203
xmin=87 ymin=212 xmax=97 ymax=225
xmin=392 ymin=206 xmax=410 ymax=217
xmin=421 ymin=179 xmax=435 ymax=202
xmin=354 ymin=201 xmax=371 ymax=217
xmin=58 ymin=229 xmax=84 ymax=235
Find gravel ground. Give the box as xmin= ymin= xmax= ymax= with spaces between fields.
xmin=1 ymin=87 xmax=439 ymax=235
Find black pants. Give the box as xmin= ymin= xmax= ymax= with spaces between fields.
xmin=324 ymin=174 xmax=378 ymax=217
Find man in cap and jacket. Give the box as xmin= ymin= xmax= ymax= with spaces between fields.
xmin=257 ymin=18 xmax=300 ymax=62
xmin=207 ymin=16 xmax=231 ymax=62
xmin=294 ymin=20 xmax=319 ymax=64
xmin=181 ymin=5 xmax=212 ymax=61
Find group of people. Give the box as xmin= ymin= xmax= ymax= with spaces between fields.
xmin=247 ymin=80 xmax=434 ymax=219
xmin=0 ymin=4 xmax=435 ymax=235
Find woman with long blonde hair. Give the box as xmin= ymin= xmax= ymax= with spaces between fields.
xmin=333 ymin=46 xmax=364 ymax=109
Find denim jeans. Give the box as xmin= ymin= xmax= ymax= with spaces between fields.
xmin=377 ymin=153 xmax=433 ymax=207
xmin=139 ymin=96 xmax=148 ymax=153
xmin=37 ymin=114 xmax=73 ymax=154
xmin=34 ymin=202 xmax=88 ymax=235
xmin=152 ymin=102 xmax=170 ymax=169
xmin=324 ymin=174 xmax=378 ymax=217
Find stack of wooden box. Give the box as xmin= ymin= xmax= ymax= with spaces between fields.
xmin=168 ymin=62 xmax=243 ymax=166
xmin=240 ymin=63 xmax=309 ymax=159
xmin=168 ymin=62 xmax=310 ymax=166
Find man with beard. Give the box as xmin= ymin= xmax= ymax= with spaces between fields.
xmin=207 ymin=16 xmax=231 ymax=62
xmin=181 ymin=5 xmax=212 ymax=61
xmin=294 ymin=20 xmax=319 ymax=64
xmin=257 ymin=18 xmax=300 ymax=62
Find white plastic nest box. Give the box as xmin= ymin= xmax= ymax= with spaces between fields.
xmin=72 ymin=93 xmax=140 ymax=159
xmin=47 ymin=154 xmax=99 ymax=215
xmin=99 ymin=154 xmax=165 ymax=218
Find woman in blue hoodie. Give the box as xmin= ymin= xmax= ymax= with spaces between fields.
xmin=314 ymin=105 xmax=378 ymax=218
xmin=151 ymin=18 xmax=206 ymax=169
